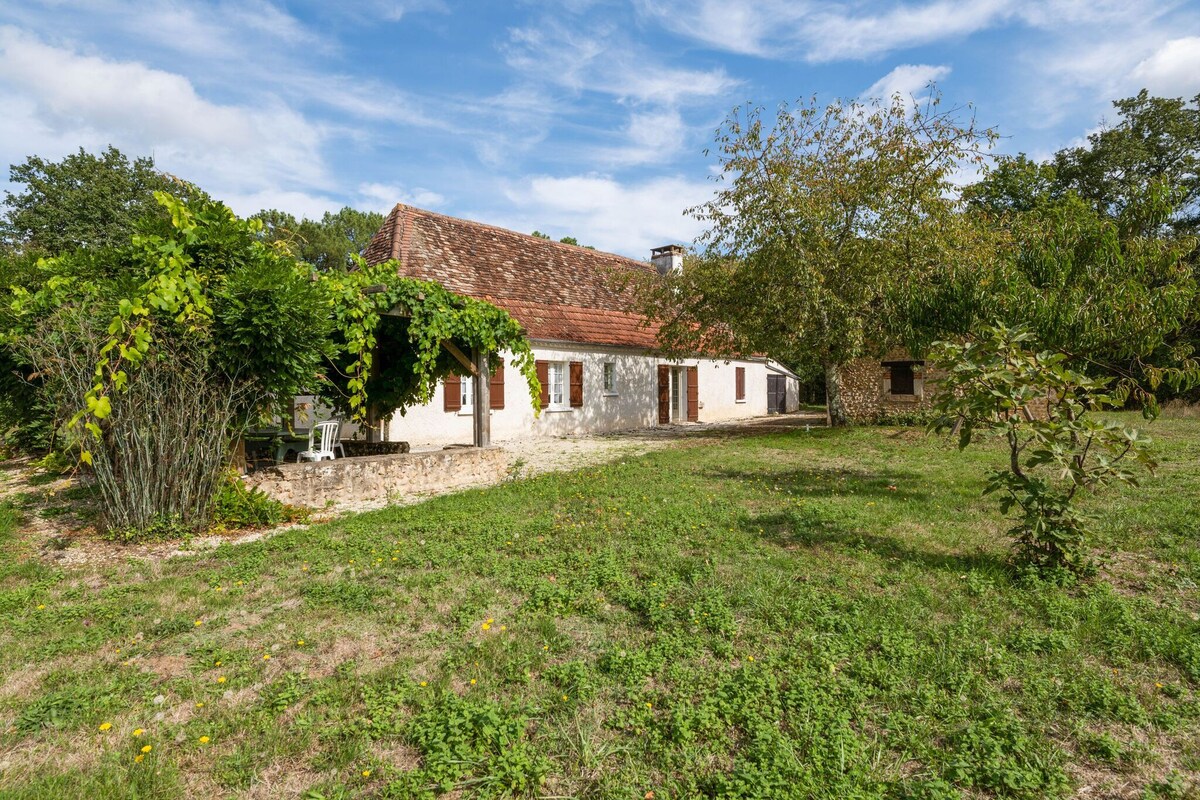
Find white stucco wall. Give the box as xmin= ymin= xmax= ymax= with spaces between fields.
xmin=384 ymin=342 xmax=799 ymax=450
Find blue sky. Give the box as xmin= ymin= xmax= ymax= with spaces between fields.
xmin=1 ymin=1 xmax=1199 ymax=257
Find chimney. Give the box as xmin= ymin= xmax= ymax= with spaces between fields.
xmin=651 ymin=244 xmax=684 ymax=276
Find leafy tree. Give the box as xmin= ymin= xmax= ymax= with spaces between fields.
xmin=963 ymin=154 xmax=1059 ymax=216
xmin=917 ymin=162 xmax=1200 ymax=413
xmin=0 ymin=146 xmax=198 ymax=257
xmin=932 ymin=324 xmax=1155 ymax=575
xmin=632 ymin=93 xmax=997 ymax=425
xmin=1053 ymin=90 xmax=1200 ymax=237
xmin=253 ymin=207 xmax=384 ymax=270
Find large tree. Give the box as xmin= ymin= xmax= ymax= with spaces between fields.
xmin=633 ymin=94 xmax=997 ymax=425
xmin=1053 ymin=90 xmax=1200 ymax=237
xmin=253 ymin=206 xmax=385 ymax=271
xmin=0 ymin=146 xmax=199 ymax=257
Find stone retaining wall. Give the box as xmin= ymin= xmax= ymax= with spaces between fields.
xmin=244 ymin=447 xmax=509 ymax=510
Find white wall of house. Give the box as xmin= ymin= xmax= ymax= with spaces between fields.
xmin=384 ymin=342 xmax=799 ymax=450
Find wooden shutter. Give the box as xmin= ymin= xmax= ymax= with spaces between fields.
xmin=888 ymin=363 xmax=915 ymax=395
xmin=735 ymin=367 xmax=746 ymax=401
xmin=657 ymin=365 xmax=670 ymax=424
xmin=536 ymin=360 xmax=549 ymax=409
xmin=489 ymin=359 xmax=505 ymax=410
xmin=444 ymin=373 xmax=461 ymax=412
xmin=687 ymin=366 xmax=699 ymax=422
xmin=569 ymin=361 xmax=584 ymax=407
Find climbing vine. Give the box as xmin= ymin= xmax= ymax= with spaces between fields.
xmin=6 ymin=193 xmax=540 ymax=465
xmin=320 ymin=258 xmax=541 ymax=422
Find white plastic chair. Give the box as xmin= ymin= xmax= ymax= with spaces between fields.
xmin=298 ymin=420 xmax=341 ymax=461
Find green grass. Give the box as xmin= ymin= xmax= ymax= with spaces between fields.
xmin=0 ymin=416 xmax=1197 ymax=798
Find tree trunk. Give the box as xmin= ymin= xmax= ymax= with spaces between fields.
xmin=825 ymin=362 xmax=849 ymax=427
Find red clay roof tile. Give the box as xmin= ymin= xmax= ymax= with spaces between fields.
xmin=363 ymin=203 xmax=661 ymax=349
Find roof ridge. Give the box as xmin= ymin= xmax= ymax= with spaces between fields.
xmin=385 ymin=201 xmax=656 ymax=272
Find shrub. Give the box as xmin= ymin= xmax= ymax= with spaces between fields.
xmin=931 ymin=323 xmax=1155 ymax=573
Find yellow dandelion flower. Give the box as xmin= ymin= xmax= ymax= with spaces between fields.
xmin=419 ymin=681 xmax=427 ymax=687
xmin=499 ymin=625 xmax=507 ymax=632
xmin=561 ymin=695 xmax=568 ymax=701
xmin=195 ymin=702 xmax=205 ymax=709
xmin=134 ymin=754 xmax=144 ymax=764
xmin=215 ymin=586 xmax=223 ymax=592
xmin=1156 ymin=682 xmax=1164 ymax=688
xmin=215 ymin=660 xmax=222 ymax=667
xmin=217 ymin=676 xmax=226 ymax=683
xmin=747 ymin=656 xmax=755 ymax=662
xmin=133 ymin=728 xmax=145 ymax=737
xmin=194 ymin=619 xmax=203 ymax=626
xmin=98 ymin=722 xmax=112 ymax=731
xmin=262 ymin=654 xmax=270 ymax=661
xmin=470 ymin=679 xmax=477 ymax=685
xmin=542 ymin=645 xmax=549 ymax=651
xmin=486 ymin=618 xmax=494 ymax=623
xmin=297 ymin=639 xmax=305 ymax=646
xmin=645 ymin=702 xmax=653 ymax=709
xmin=36 ymin=604 xmax=45 ymax=610
xmin=362 ymin=769 xmax=371 ymax=778
xmin=481 ymin=623 xmax=491 ymax=631
xmin=198 ymin=736 xmax=210 ymax=744
xmin=140 ymin=745 xmax=152 ymax=754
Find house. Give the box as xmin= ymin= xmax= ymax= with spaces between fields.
xmin=839 ymin=349 xmax=937 ymax=422
xmin=362 ymin=204 xmax=800 ymax=449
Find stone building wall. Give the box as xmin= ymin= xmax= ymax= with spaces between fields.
xmin=841 ymin=349 xmax=942 ymax=422
xmin=245 ymin=447 xmax=509 ymax=510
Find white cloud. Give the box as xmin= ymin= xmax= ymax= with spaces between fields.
xmin=862 ymin=64 xmax=952 ymax=100
xmin=0 ymin=26 xmax=329 ymax=198
xmin=502 ymin=21 xmax=739 ymax=105
xmin=1130 ymin=37 xmax=1200 ymax=98
xmin=637 ymin=0 xmax=1170 ymax=63
xmin=356 ymin=182 xmax=446 ymax=213
xmin=488 ymin=173 xmax=712 ymax=257
xmin=598 ymin=109 xmax=689 ymax=166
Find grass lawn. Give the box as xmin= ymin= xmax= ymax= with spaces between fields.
xmin=0 ymin=415 xmax=1197 ymax=799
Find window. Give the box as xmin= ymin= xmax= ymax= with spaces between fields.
xmin=735 ymin=367 xmax=746 ymax=402
xmin=547 ymin=362 xmax=566 ymax=408
xmin=602 ymin=361 xmax=617 ymax=394
xmin=459 ymin=375 xmax=474 ymax=410
xmin=887 ymin=362 xmax=916 ymax=395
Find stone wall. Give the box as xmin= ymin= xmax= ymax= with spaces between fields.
xmin=840 ymin=349 xmax=942 ymax=422
xmin=244 ymin=447 xmax=509 ymax=510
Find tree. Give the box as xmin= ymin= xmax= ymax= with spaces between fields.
xmin=931 ymin=324 xmax=1155 ymax=575
xmin=253 ymin=207 xmax=384 ymax=271
xmin=915 ymin=157 xmax=1200 ymax=412
xmin=0 ymin=146 xmax=198 ymax=256
xmin=1053 ymin=90 xmax=1200 ymax=237
xmin=632 ymin=93 xmax=997 ymax=425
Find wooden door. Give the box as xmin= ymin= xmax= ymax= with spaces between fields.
xmin=686 ymin=366 xmax=698 ymax=422
xmin=657 ymin=365 xmax=670 ymax=423
xmin=767 ymin=374 xmax=786 ymax=413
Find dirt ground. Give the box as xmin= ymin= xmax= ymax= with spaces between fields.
xmin=1 ymin=412 xmax=826 ymax=566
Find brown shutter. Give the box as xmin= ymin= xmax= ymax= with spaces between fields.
xmin=536 ymin=360 xmax=549 ymax=409
xmin=443 ymin=373 xmax=461 ymax=412
xmin=569 ymin=361 xmax=584 ymax=407
xmin=687 ymin=366 xmax=699 ymax=422
xmin=736 ymin=367 xmax=746 ymax=401
xmin=657 ymin=365 xmax=670 ymax=424
xmin=489 ymin=359 xmax=505 ymax=410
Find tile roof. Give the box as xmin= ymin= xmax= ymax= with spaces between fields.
xmin=363 ymin=203 xmax=662 ymax=349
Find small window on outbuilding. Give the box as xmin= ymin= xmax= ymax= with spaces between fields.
xmin=884 ymin=361 xmax=919 ymax=396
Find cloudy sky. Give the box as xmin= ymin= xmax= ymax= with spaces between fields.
xmin=1 ymin=1 xmax=1199 ymax=257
